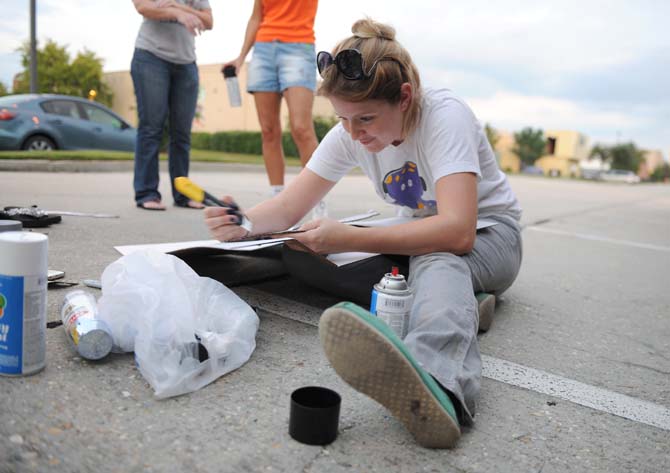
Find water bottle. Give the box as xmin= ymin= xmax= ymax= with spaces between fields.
xmin=222 ymin=65 xmax=242 ymax=108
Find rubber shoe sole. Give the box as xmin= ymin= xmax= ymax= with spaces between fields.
xmin=319 ymin=302 xmax=461 ymax=448
xmin=476 ymin=292 xmax=496 ymax=332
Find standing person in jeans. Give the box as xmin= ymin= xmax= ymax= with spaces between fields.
xmin=204 ymin=18 xmax=523 ymax=448
xmin=131 ymin=0 xmax=212 ymax=210
xmin=223 ymin=0 xmax=326 ymax=217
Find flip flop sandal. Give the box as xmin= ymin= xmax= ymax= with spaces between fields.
xmin=137 ymin=200 xmax=166 ymax=211
xmin=1 ymin=206 xmax=62 ymax=228
xmin=319 ymin=301 xmax=461 ymax=448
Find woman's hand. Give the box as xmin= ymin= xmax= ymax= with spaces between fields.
xmin=175 ymin=9 xmax=204 ymax=35
xmin=291 ymin=219 xmax=357 ymax=254
xmin=204 ymin=196 xmax=250 ymax=242
xmin=222 ymin=57 xmax=244 ymax=75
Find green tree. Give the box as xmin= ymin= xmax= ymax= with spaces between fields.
xmin=484 ymin=123 xmax=500 ymax=149
xmin=589 ymin=144 xmax=611 ymax=162
xmin=0 ymin=82 xmax=8 ymax=97
xmin=14 ymin=39 xmax=113 ymax=106
xmin=609 ymin=142 xmax=644 ymax=172
xmin=512 ymin=127 xmax=546 ymax=166
xmin=313 ymin=116 xmax=338 ymax=141
xmin=650 ymin=162 xmax=670 ymax=182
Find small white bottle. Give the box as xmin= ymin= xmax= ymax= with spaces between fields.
xmin=222 ymin=65 xmax=242 ymax=108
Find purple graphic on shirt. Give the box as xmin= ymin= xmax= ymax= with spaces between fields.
xmin=382 ymin=161 xmax=436 ymax=210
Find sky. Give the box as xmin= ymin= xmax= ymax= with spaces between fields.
xmin=1 ymin=0 xmax=668 ymax=159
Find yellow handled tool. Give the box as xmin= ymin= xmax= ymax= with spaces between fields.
xmin=174 ymin=177 xmax=252 ymax=232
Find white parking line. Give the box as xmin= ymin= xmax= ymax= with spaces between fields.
xmin=482 ymin=355 xmax=670 ymax=431
xmin=237 ymin=287 xmax=670 ymax=432
xmin=526 ymin=226 xmax=670 ymax=253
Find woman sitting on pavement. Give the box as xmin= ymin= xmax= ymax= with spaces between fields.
xmin=204 ymin=18 xmax=523 ymax=448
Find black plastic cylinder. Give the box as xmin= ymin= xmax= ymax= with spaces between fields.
xmin=289 ymin=386 xmax=341 ymax=445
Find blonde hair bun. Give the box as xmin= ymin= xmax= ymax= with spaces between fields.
xmin=351 ymin=18 xmax=396 ymax=41
xmin=319 ymin=18 xmax=422 ymax=137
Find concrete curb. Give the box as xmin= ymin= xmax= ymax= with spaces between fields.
xmin=0 ymin=159 xmax=299 ymax=174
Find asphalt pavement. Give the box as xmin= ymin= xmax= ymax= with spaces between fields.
xmin=0 ymin=161 xmax=669 ymax=473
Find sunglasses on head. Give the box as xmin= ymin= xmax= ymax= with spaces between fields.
xmin=317 ymin=48 xmax=400 ymax=80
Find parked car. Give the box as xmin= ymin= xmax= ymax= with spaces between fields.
xmin=600 ymin=169 xmax=641 ymax=184
xmin=0 ymin=94 xmax=136 ymax=152
xmin=521 ymin=165 xmax=544 ymax=176
xmin=580 ymin=168 xmax=604 ymax=180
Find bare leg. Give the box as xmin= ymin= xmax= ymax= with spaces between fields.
xmin=253 ymin=92 xmax=284 ymax=186
xmin=284 ymin=87 xmax=318 ymax=167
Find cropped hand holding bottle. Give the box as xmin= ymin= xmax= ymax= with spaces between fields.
xmin=221 ymin=64 xmax=242 ymax=107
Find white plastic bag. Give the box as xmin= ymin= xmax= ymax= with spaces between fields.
xmin=97 ymin=250 xmax=259 ymax=399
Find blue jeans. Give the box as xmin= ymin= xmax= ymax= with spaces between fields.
xmin=131 ymin=48 xmax=199 ymax=205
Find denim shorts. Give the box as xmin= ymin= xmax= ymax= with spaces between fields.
xmin=247 ymin=41 xmax=316 ymax=93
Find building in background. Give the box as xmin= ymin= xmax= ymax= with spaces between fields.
xmin=493 ymin=131 xmax=521 ymax=173
xmin=638 ymin=149 xmax=664 ymax=180
xmin=103 ymin=63 xmax=335 ymax=132
xmin=535 ymin=130 xmax=590 ymax=177
xmin=493 ymin=129 xmax=591 ymax=177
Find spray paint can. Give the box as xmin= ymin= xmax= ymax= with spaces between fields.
xmin=222 ymin=65 xmax=242 ymax=107
xmin=60 ymin=290 xmax=113 ymax=360
xmin=370 ymin=267 xmax=413 ymax=338
xmin=0 ymin=231 xmax=48 ymax=376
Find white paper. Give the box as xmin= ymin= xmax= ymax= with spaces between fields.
xmin=114 ymin=214 xmax=498 ymax=267
xmin=114 ymin=238 xmax=291 ymax=256
xmin=326 ymin=252 xmax=379 ymax=267
xmin=114 ymin=212 xmax=382 ymax=256
xmin=115 ymin=239 xmax=222 ymax=256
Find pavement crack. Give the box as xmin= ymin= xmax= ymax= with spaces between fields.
xmin=612 ymin=359 xmax=670 ymax=376
xmin=301 ymin=448 xmax=328 ymax=473
xmin=521 ymin=196 xmax=654 ymax=230
xmin=255 ymin=306 xmax=318 ymax=328
xmin=603 ymin=330 xmax=670 ymax=363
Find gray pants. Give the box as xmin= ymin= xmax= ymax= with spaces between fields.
xmin=404 ymin=214 xmax=523 ymax=425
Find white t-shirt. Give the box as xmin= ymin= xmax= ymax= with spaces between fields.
xmin=307 ymin=88 xmax=522 ymax=220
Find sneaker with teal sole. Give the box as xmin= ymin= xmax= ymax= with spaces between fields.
xmin=318 ymin=301 xmax=461 ymax=448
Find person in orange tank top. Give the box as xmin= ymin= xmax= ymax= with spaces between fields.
xmin=223 ymin=0 xmax=325 ymax=216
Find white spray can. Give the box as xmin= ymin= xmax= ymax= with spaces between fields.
xmin=61 ymin=290 xmax=113 ymax=360
xmin=370 ymin=266 xmax=413 ymax=339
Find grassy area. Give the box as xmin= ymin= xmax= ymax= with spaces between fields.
xmin=0 ymin=149 xmax=302 ymax=167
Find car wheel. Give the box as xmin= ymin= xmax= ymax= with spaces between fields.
xmin=22 ymin=135 xmax=56 ymax=151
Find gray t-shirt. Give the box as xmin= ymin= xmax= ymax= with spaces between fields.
xmin=135 ymin=0 xmax=211 ymax=64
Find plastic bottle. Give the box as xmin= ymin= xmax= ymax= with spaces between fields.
xmin=222 ymin=65 xmax=242 ymax=107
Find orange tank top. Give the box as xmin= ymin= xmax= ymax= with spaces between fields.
xmin=255 ymin=0 xmax=317 ymax=44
